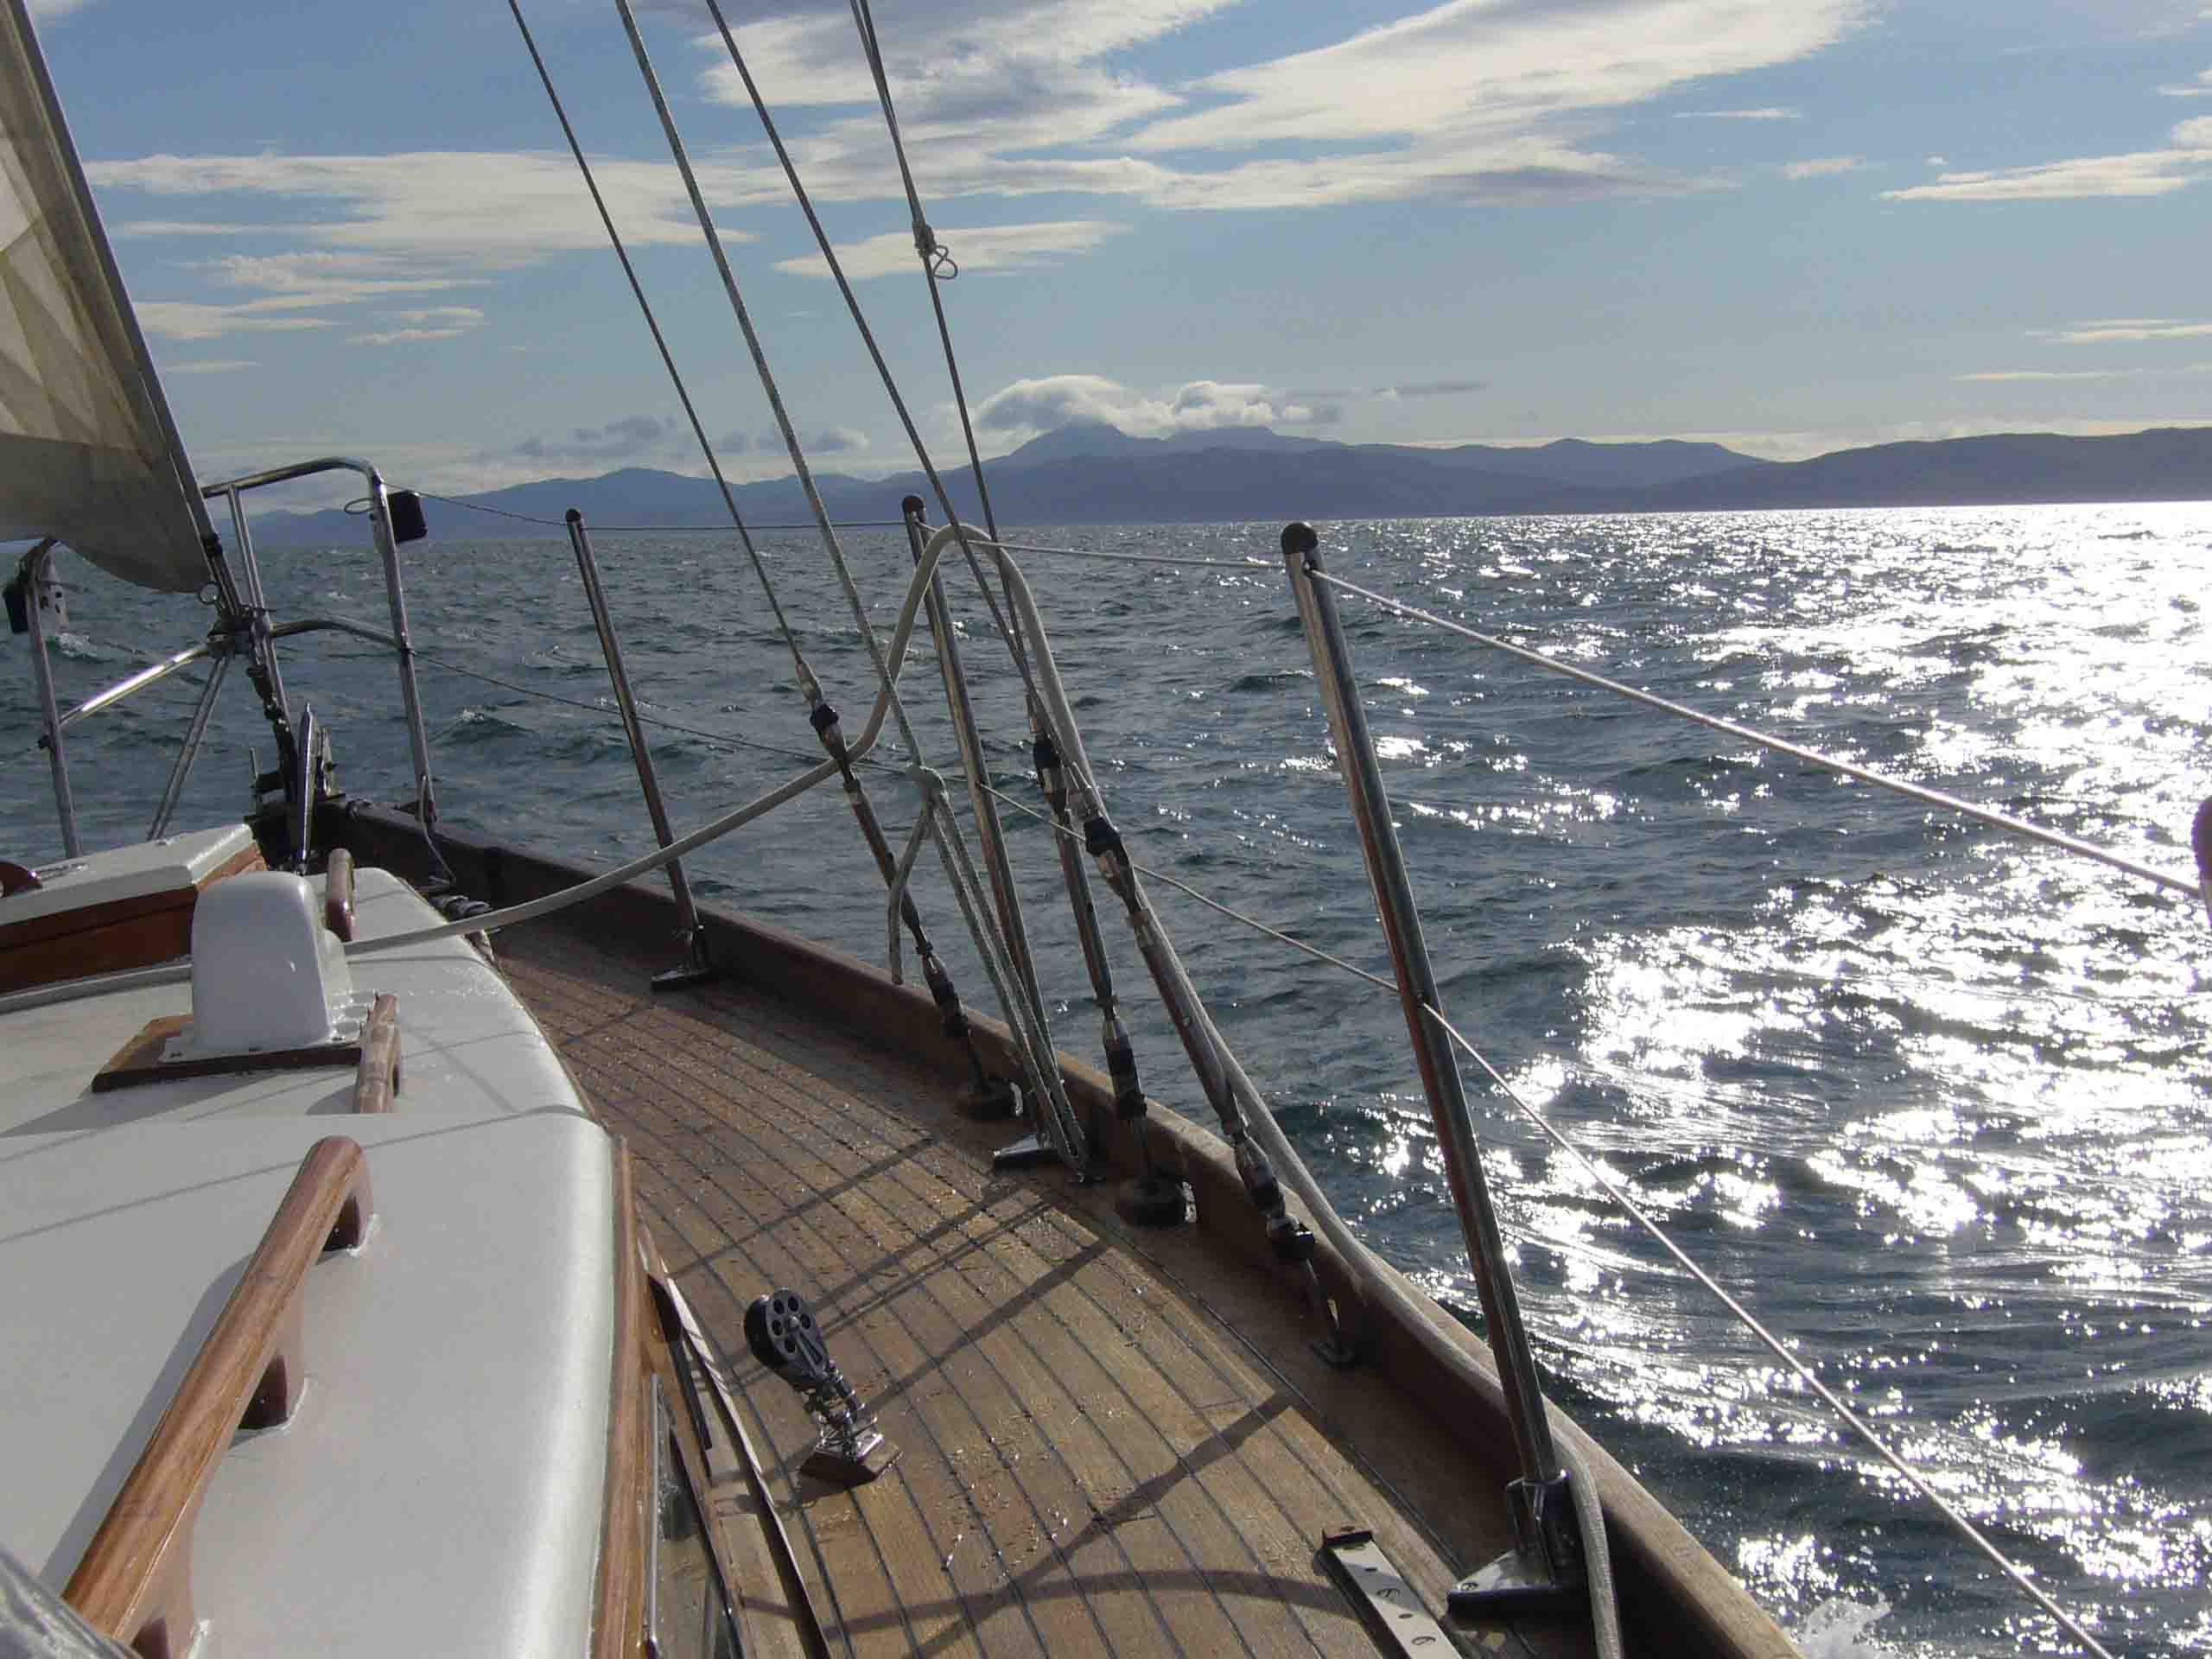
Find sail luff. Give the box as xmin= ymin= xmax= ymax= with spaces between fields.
xmin=0 ymin=0 xmax=215 ymax=593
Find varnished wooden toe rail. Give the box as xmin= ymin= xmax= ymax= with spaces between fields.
xmin=352 ymin=993 xmax=401 ymax=1114
xmin=64 ymin=1136 xmax=374 ymax=1659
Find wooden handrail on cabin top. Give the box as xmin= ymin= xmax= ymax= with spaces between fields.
xmin=591 ymin=1141 xmax=648 ymax=1659
xmin=322 ymin=849 xmax=354 ymax=942
xmin=352 ymin=993 xmax=400 ymax=1114
xmin=63 ymin=1136 xmax=373 ymax=1659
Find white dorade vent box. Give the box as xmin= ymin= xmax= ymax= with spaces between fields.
xmin=187 ymin=872 xmax=370 ymax=1054
xmin=0 ymin=823 xmax=264 ymax=994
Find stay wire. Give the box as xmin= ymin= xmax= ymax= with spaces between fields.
xmin=1310 ymin=567 xmax=2197 ymax=901
xmin=507 ymin=0 xmax=813 ymax=690
xmin=847 ymin=0 xmax=1003 ymax=547
xmin=697 ymin=0 xmax=1032 ymax=685
xmin=612 ymin=0 xmax=919 ymax=750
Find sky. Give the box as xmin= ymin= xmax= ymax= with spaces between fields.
xmin=29 ymin=0 xmax=2212 ymax=505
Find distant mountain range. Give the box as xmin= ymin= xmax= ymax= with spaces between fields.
xmin=249 ymin=423 xmax=2212 ymax=546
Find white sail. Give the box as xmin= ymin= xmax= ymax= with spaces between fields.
xmin=0 ymin=0 xmax=211 ymax=594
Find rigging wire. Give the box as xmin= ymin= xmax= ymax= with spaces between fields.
xmin=845 ymin=0 xmax=1002 ymax=544
xmin=610 ymin=0 xmax=1088 ymax=1169
xmin=1309 ymin=567 xmax=2198 ymax=901
xmin=695 ymin=0 xmax=1033 ymax=685
xmin=1421 ymin=1002 xmax=2116 ymax=1659
xmin=971 ymin=788 xmax=2116 ymax=1658
xmin=507 ymin=0 xmax=812 ymax=690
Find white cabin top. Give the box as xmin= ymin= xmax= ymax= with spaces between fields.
xmin=0 ymin=856 xmax=618 ymax=1656
xmin=0 ymin=823 xmax=257 ymax=927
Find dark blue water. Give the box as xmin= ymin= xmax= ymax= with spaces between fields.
xmin=10 ymin=504 xmax=2211 ymax=1656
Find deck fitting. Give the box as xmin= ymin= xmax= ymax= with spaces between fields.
xmin=956 ymin=1077 xmax=1016 ymax=1119
xmin=1116 ymin=1173 xmax=1187 ymax=1227
xmin=1319 ymin=1526 xmax=1456 ymax=1657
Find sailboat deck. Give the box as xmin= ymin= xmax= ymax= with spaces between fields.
xmin=501 ymin=920 xmax=1572 ymax=1659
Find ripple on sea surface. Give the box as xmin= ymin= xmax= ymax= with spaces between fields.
xmin=7 ymin=504 xmax=2211 ymax=1656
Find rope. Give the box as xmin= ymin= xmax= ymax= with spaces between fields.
xmin=1310 ymin=567 xmax=2199 ymax=901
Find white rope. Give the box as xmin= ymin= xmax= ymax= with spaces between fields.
xmin=1310 ymin=568 xmax=2197 ymax=901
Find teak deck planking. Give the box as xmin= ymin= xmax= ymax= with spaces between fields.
xmin=501 ymin=923 xmax=1584 ymax=1659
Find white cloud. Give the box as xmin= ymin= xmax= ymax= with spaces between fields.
xmin=350 ymin=327 xmax=474 ymax=345
xmin=1884 ymin=118 xmax=2212 ymax=200
xmin=135 ymin=302 xmax=336 ymax=342
xmin=2044 ymin=318 xmax=2212 ymax=343
xmin=1675 ymin=107 xmax=1802 ymax=119
xmin=86 ymin=151 xmax=766 ymax=257
xmin=1381 ymin=378 xmax=1485 ymax=399
xmin=1131 ymin=3 xmax=1857 ymax=154
xmin=1783 ymin=156 xmax=1866 ymax=179
xmin=974 ymin=373 xmax=1321 ymax=438
xmin=690 ymin=0 xmax=1863 ymax=213
xmin=772 ymin=218 xmax=1127 ymax=281
xmin=1956 ymin=364 xmax=2212 ymax=381
xmin=2158 ymin=67 xmax=2212 ymax=95
xmin=113 ymin=220 xmax=264 ymax=238
xmin=195 ymin=251 xmax=486 ymax=307
xmin=26 ymin=0 xmax=96 ymax=16
xmin=162 ymin=359 xmax=257 ymax=375
xmin=390 ymin=305 xmax=486 ymax=326
xmin=123 ymin=250 xmax=490 ymax=340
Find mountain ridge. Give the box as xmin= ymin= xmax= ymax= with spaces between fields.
xmin=247 ymin=423 xmax=2212 ymax=546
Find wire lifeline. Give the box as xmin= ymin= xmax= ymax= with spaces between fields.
xmin=1422 ymin=1004 xmax=2115 ymax=1659
xmin=404 ymin=490 xmax=904 ymax=534
xmin=988 ymin=766 xmax=2112 ymax=1658
xmin=1310 ymin=566 xmax=2197 ymax=901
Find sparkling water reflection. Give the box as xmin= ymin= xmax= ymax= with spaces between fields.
xmin=6 ymin=503 xmax=2209 ymax=1656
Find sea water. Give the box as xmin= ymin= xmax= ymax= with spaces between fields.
xmin=7 ymin=503 xmax=2209 ymax=1656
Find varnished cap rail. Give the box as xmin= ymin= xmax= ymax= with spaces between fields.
xmin=64 ymin=1136 xmax=375 ymax=1659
